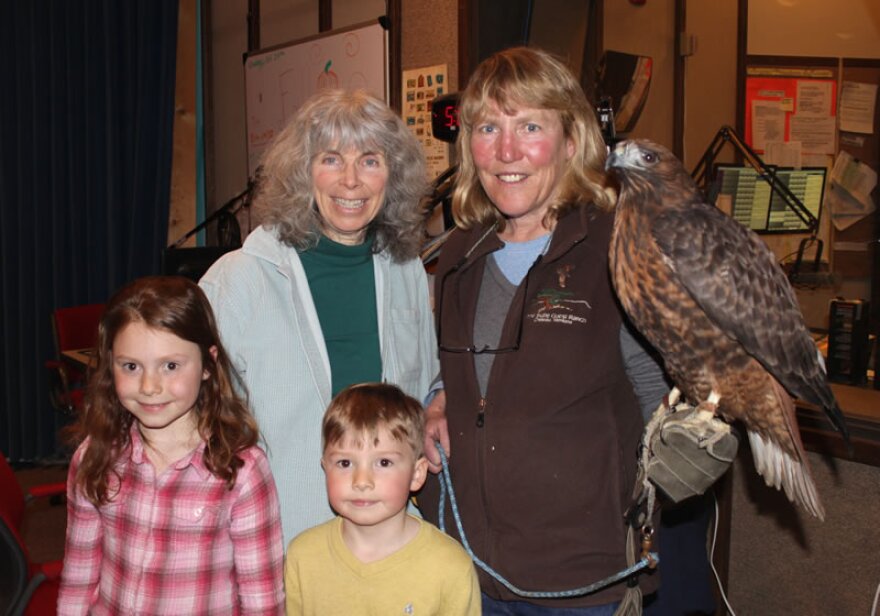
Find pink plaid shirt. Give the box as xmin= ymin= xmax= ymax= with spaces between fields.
xmin=58 ymin=428 xmax=284 ymax=615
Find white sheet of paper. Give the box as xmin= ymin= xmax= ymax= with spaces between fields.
xmin=751 ymin=100 xmax=785 ymax=151
xmin=764 ymin=141 xmax=802 ymax=167
xmin=796 ymin=81 xmax=833 ymax=117
xmin=831 ymin=150 xmax=878 ymax=204
xmin=828 ymin=183 xmax=875 ymax=231
xmin=790 ymin=115 xmax=836 ymax=155
xmin=828 ymin=151 xmax=877 ymax=231
xmin=839 ymin=81 xmax=877 ymax=134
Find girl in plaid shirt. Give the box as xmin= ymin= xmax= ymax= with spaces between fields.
xmin=58 ymin=276 xmax=285 ymax=615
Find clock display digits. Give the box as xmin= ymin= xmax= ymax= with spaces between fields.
xmin=430 ymin=93 xmax=460 ymax=144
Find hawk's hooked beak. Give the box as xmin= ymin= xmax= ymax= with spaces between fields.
xmin=606 ymin=142 xmax=627 ymax=171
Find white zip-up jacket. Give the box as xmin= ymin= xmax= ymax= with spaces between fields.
xmin=200 ymin=226 xmax=438 ymax=546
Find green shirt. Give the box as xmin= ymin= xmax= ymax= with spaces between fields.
xmin=299 ymin=235 xmax=381 ymax=395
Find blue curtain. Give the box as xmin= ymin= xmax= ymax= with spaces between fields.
xmin=0 ymin=0 xmax=179 ymax=461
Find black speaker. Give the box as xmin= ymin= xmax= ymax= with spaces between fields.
xmin=827 ymin=299 xmax=870 ymax=385
xmin=464 ymin=0 xmax=598 ymax=87
xmin=469 ymin=0 xmax=531 ymax=67
xmin=162 ymin=247 xmax=237 ymax=282
xmin=874 ymin=334 xmax=880 ymax=390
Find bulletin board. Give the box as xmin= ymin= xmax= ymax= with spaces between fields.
xmin=742 ymin=55 xmax=880 ymax=329
xmin=744 ymin=71 xmax=837 ymax=157
xmin=243 ymin=21 xmax=388 ymax=176
xmin=738 ymin=60 xmax=839 ymax=266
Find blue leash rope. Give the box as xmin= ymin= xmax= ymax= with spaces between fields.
xmin=436 ymin=442 xmax=658 ymax=599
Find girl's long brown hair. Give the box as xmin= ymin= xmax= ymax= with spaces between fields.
xmin=68 ymin=276 xmax=259 ymax=505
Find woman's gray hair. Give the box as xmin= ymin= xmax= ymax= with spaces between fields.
xmin=255 ymin=89 xmax=428 ymax=262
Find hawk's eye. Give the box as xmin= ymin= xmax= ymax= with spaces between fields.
xmin=642 ymin=152 xmax=656 ymax=163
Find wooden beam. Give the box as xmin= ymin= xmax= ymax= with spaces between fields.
xmin=319 ymin=0 xmax=331 ymax=32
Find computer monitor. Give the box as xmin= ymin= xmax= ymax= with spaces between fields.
xmin=712 ymin=165 xmax=826 ymax=234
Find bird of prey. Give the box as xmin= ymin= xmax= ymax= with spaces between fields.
xmin=606 ymin=139 xmax=849 ymax=520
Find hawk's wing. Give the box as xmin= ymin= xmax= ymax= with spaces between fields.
xmin=649 ymin=201 xmax=824 ymax=403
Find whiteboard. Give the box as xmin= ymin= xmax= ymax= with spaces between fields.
xmin=244 ymin=21 xmax=388 ymax=176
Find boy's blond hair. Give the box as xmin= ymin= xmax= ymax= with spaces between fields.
xmin=322 ymin=383 xmax=425 ymax=459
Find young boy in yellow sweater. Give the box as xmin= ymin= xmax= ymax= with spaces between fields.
xmin=284 ymin=382 xmax=480 ymax=615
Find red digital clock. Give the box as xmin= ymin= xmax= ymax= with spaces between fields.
xmin=430 ymin=93 xmax=460 ymax=143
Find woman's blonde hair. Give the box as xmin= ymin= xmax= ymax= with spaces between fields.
xmin=256 ymin=89 xmax=428 ymax=262
xmin=452 ymin=46 xmax=613 ymax=230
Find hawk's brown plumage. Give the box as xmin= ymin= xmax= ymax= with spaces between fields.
xmin=606 ymin=139 xmax=848 ymax=520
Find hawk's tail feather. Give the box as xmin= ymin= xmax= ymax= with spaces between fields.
xmin=747 ymin=430 xmax=825 ymax=521
xmin=814 ymin=350 xmax=851 ymax=447
xmin=799 ymin=385 xmax=851 ymax=454
xmin=825 ymin=401 xmax=852 ymax=451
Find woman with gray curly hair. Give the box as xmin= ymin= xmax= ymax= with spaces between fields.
xmin=200 ymin=89 xmax=439 ymax=547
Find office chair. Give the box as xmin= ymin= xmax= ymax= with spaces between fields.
xmin=45 ymin=303 xmax=104 ymax=414
xmin=0 ymin=454 xmax=65 ymax=616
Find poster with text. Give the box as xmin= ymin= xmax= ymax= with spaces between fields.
xmin=402 ymin=64 xmax=450 ymax=179
xmin=745 ymin=75 xmax=837 ymax=155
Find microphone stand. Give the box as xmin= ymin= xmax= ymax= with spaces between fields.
xmin=691 ymin=126 xmax=822 ymax=279
xmin=168 ymin=175 xmax=257 ymax=249
xmin=420 ymin=164 xmax=458 ymax=266
xmin=691 ymin=126 xmax=818 ymax=233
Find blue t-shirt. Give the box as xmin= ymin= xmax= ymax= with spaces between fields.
xmin=492 ymin=233 xmax=552 ymax=284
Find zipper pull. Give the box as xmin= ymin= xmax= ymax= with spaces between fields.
xmin=476 ymin=398 xmax=486 ymax=428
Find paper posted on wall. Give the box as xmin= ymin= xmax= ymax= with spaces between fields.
xmin=839 ymin=81 xmax=877 ymax=135
xmin=828 ymin=150 xmax=877 ymax=231
xmin=401 ymin=64 xmax=450 ymax=180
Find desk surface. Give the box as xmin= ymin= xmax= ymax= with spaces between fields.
xmin=62 ymin=348 xmax=96 ymax=369
xmin=797 ymin=382 xmax=880 ymax=466
xmin=827 ymin=382 xmax=880 ymax=421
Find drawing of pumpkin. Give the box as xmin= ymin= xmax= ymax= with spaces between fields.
xmin=317 ymin=60 xmax=338 ymax=89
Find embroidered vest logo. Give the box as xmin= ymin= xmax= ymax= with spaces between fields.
xmin=527 ymin=263 xmax=592 ymax=325
xmin=556 ymin=263 xmax=575 ymax=288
